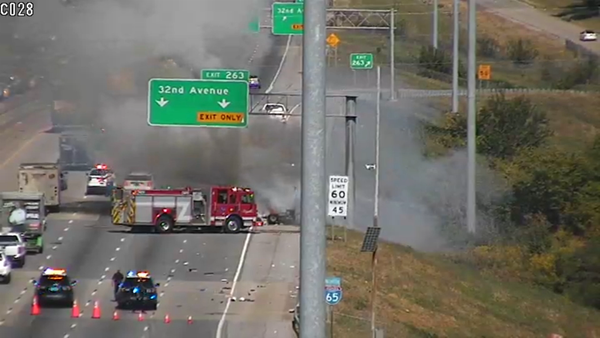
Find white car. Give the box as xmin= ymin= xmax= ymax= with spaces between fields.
xmin=0 ymin=253 xmax=12 ymax=284
xmin=86 ymin=164 xmax=115 ymax=195
xmin=123 ymin=172 xmax=154 ymax=191
xmin=580 ymin=30 xmax=597 ymax=41
xmin=262 ymin=103 xmax=289 ymax=123
xmin=0 ymin=233 xmax=26 ymax=268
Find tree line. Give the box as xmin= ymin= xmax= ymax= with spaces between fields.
xmin=424 ymin=94 xmax=600 ymax=309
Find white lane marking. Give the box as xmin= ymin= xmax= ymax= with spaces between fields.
xmin=68 ymin=220 xmax=73 ymax=224
xmin=215 ymin=229 xmax=254 ymax=338
xmin=265 ymin=34 xmax=292 ymax=94
xmin=0 ymin=222 xmax=73 ymax=323
xmin=289 ymin=103 xmax=301 ymax=115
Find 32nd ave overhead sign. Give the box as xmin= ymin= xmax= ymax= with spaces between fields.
xmin=147 ymin=78 xmax=249 ymax=128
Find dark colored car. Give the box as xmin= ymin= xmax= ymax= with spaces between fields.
xmin=249 ymin=76 xmax=261 ymax=89
xmin=115 ymin=271 xmax=159 ymax=310
xmin=32 ymin=268 xmax=77 ymax=307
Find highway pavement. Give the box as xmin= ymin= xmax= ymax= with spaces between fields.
xmin=479 ymin=0 xmax=600 ymax=56
xmin=0 ymin=119 xmax=256 ymax=338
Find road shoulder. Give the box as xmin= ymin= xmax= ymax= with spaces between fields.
xmin=224 ymin=225 xmax=300 ymax=338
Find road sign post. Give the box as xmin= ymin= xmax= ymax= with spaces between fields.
xmin=272 ymin=2 xmax=304 ymax=35
xmin=328 ymin=175 xmax=349 ymax=217
xmin=201 ymin=69 xmax=250 ymax=81
xmin=350 ymin=53 xmax=374 ymax=70
xmin=147 ymin=78 xmax=249 ymax=128
xmin=325 ymin=277 xmax=343 ymax=305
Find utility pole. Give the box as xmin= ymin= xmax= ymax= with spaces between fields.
xmin=369 ymin=66 xmax=382 ymax=337
xmin=389 ymin=9 xmax=396 ymax=101
xmin=433 ymin=0 xmax=439 ymax=49
xmin=467 ymin=0 xmax=477 ymax=233
xmin=299 ymin=0 xmax=328 ymax=336
xmin=452 ymin=0 xmax=460 ymax=113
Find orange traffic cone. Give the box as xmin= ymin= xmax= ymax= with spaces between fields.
xmin=112 ymin=310 xmax=120 ymax=321
xmin=91 ymin=301 xmax=101 ymax=319
xmin=137 ymin=312 xmax=144 ymax=321
xmin=187 ymin=315 xmax=193 ymax=324
xmin=31 ymin=296 xmax=41 ymax=316
xmin=71 ymin=300 xmax=81 ymax=318
xmin=164 ymin=314 xmax=171 ymax=324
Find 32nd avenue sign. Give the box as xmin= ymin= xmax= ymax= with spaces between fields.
xmin=147 ymin=78 xmax=249 ymax=128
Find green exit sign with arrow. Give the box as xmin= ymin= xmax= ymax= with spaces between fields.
xmin=147 ymin=78 xmax=249 ymax=128
xmin=350 ymin=53 xmax=374 ymax=70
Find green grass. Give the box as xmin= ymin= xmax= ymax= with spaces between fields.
xmin=332 ymin=0 xmax=591 ymax=90
xmin=327 ymin=229 xmax=600 ymax=338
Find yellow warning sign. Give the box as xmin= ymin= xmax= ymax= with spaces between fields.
xmin=196 ymin=112 xmax=245 ymax=124
xmin=326 ymin=33 xmax=341 ymax=48
xmin=478 ymin=65 xmax=491 ymax=80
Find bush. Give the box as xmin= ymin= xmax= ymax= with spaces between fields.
xmin=552 ymin=57 xmax=599 ymax=89
xmin=506 ymin=38 xmax=539 ymax=65
xmin=427 ymin=94 xmax=552 ymax=159
xmin=417 ymin=46 xmax=465 ymax=79
xmin=477 ymin=36 xmax=501 ymax=59
xmin=560 ymin=237 xmax=600 ymax=308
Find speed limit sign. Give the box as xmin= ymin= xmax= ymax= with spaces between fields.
xmin=328 ymin=175 xmax=349 ymax=217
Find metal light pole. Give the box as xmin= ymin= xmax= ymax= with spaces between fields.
xmin=452 ymin=0 xmax=460 ymax=113
xmin=467 ymin=0 xmax=477 ymax=233
xmin=433 ymin=0 xmax=439 ymax=49
xmin=300 ymin=0 xmax=328 ymax=336
xmin=389 ymin=9 xmax=396 ymax=101
xmin=369 ymin=66 xmax=382 ymax=336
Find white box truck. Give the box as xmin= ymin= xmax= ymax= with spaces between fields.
xmin=18 ymin=163 xmax=62 ymax=213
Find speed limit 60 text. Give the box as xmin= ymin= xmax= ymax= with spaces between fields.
xmin=328 ymin=175 xmax=349 ymax=217
xmin=1 ymin=2 xmax=34 ymax=17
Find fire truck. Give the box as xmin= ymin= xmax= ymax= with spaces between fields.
xmin=111 ymin=186 xmax=263 ymax=233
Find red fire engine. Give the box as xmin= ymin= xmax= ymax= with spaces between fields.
xmin=111 ymin=186 xmax=263 ymax=233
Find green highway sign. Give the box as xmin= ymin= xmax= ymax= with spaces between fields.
xmin=201 ymin=69 xmax=250 ymax=81
xmin=248 ymin=16 xmax=260 ymax=33
xmin=296 ymin=0 xmax=304 ymax=2
xmin=147 ymin=78 xmax=249 ymax=128
xmin=350 ymin=53 xmax=374 ymax=70
xmin=272 ymin=2 xmax=304 ymax=35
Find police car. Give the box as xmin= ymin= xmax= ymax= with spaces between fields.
xmin=85 ymin=164 xmax=115 ymax=195
xmin=0 ymin=253 xmax=12 ymax=284
xmin=115 ymin=271 xmax=160 ymax=310
xmin=32 ymin=268 xmax=77 ymax=306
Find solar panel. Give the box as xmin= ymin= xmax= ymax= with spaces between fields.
xmin=360 ymin=227 xmax=381 ymax=252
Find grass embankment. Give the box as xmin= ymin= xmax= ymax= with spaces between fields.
xmin=331 ymin=0 xmax=597 ymax=90
xmin=521 ymin=0 xmax=600 ymax=30
xmin=427 ymin=92 xmax=600 ymax=151
xmin=327 ymin=229 xmax=600 ymax=338
xmin=326 ymin=2 xmax=600 ymax=336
